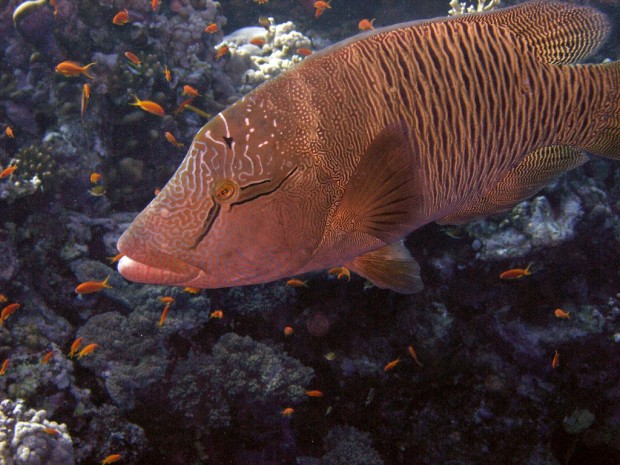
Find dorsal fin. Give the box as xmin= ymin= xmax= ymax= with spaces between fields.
xmin=437 ymin=146 xmax=589 ymax=225
xmin=451 ymin=0 xmax=611 ymax=64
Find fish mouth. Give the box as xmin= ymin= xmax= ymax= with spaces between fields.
xmin=117 ymin=232 xmax=202 ymax=286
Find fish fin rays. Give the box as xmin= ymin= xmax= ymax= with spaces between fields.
xmin=333 ymin=122 xmax=429 ymax=244
xmin=345 ymin=241 xmax=423 ymax=294
xmin=437 ymin=146 xmax=589 ymax=225
xmin=453 ymin=1 xmax=611 ymax=65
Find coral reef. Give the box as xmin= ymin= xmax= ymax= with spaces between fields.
xmin=322 ymin=426 xmax=383 ymax=465
xmin=0 ymin=399 xmax=74 ymax=465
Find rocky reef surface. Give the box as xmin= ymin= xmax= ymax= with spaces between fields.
xmin=1 ymin=0 xmax=619 ymax=464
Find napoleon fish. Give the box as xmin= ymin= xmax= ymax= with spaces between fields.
xmin=117 ymin=1 xmax=620 ymax=293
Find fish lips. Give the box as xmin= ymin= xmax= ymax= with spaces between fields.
xmin=117 ymin=233 xmax=202 ymax=285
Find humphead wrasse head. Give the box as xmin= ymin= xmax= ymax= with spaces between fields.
xmin=117 ymin=76 xmax=327 ymax=288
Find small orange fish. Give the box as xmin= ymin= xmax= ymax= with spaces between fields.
xmin=158 ymin=296 xmax=175 ymax=304
xmin=296 ymin=48 xmax=312 ymax=57
xmin=164 ymin=131 xmax=184 ymax=148
xmin=254 ymin=0 xmax=268 ymax=3
xmin=286 ymin=279 xmax=308 ymax=288
xmin=112 ymin=9 xmax=130 ymax=25
xmin=163 ymin=66 xmax=172 ymax=82
xmin=5 ymin=126 xmax=14 ymax=138
xmin=210 ymin=309 xmax=224 ymax=319
xmin=204 ymin=23 xmax=218 ymax=34
xmin=101 ymin=454 xmax=122 ymax=465
xmin=407 ymin=344 xmax=423 ymax=367
xmin=107 ymin=253 xmax=124 ymax=264
xmin=499 ymin=263 xmax=532 ymax=280
xmin=215 ymin=44 xmax=229 ymax=61
xmin=358 ymin=18 xmax=375 ymax=30
xmin=1 ymin=303 xmax=20 ymax=321
xmin=124 ymin=51 xmax=141 ymax=66
xmin=283 ymin=326 xmax=294 ymax=337
xmin=154 ymin=188 xmax=161 ymax=196
xmin=68 ymin=337 xmax=83 ymax=358
xmin=41 ymin=351 xmax=54 ymax=365
xmin=281 ymin=407 xmax=294 ymax=416
xmin=328 ymin=266 xmax=350 ymax=281
xmin=129 ymin=95 xmax=165 ymax=116
xmin=78 ymin=343 xmax=99 ymax=359
xmin=0 ymin=359 xmax=9 ymax=376
xmin=314 ymin=0 xmax=331 ymax=18
xmin=81 ymin=83 xmax=91 ymax=118
xmin=49 ymin=0 xmax=58 ymax=15
xmin=305 ymin=390 xmax=324 ymax=397
xmin=182 ymin=85 xmax=201 ymax=97
xmin=183 ymin=286 xmax=200 ymax=294
xmin=0 ymin=165 xmax=17 ymax=179
xmin=55 ymin=61 xmax=96 ymax=78
xmin=552 ymin=350 xmax=560 ymax=369
xmin=384 ymin=357 xmax=400 ymax=372
xmin=173 ymin=97 xmax=195 ymax=115
xmin=0 ymin=295 xmax=7 ymax=304
xmin=43 ymin=427 xmax=60 ymax=435
xmin=90 ymin=172 xmax=101 ymax=184
xmin=249 ymin=37 xmax=266 ymax=46
xmin=152 ymin=0 xmax=159 ymax=11
xmin=158 ymin=304 xmax=171 ymax=327
xmin=554 ymin=308 xmax=570 ymax=319
xmin=75 ymin=275 xmax=111 ymax=294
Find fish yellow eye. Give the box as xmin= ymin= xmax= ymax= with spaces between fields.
xmin=213 ymin=179 xmax=239 ymax=204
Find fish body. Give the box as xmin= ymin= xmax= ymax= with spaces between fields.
xmin=75 ymin=276 xmax=111 ymax=294
xmin=118 ymin=1 xmax=620 ymax=294
xmin=55 ymin=61 xmax=96 ymax=78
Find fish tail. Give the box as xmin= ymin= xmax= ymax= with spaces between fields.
xmin=580 ymin=60 xmax=620 ymax=160
xmin=83 ymin=62 xmax=96 ymax=79
xmin=102 ymin=274 xmax=112 ymax=289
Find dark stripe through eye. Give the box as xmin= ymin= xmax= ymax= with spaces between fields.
xmin=189 ymin=203 xmax=221 ymax=249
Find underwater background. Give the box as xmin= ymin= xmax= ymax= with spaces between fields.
xmin=1 ymin=0 xmax=620 ymax=464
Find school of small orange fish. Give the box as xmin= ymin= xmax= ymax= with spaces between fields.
xmin=0 ymin=0 xmax=611 ymax=461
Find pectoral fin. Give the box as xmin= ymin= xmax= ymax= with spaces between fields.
xmin=344 ymin=240 xmax=423 ymax=294
xmin=438 ymin=146 xmax=589 ymax=225
xmin=332 ymin=122 xmax=429 ymax=244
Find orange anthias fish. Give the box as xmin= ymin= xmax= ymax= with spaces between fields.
xmin=129 ymin=95 xmax=165 ymax=116
xmin=78 ymin=343 xmax=99 ymax=359
xmin=81 ymin=83 xmax=90 ymax=118
xmin=204 ymin=23 xmax=218 ymax=34
xmin=305 ymin=390 xmax=324 ymax=397
xmin=358 ymin=18 xmax=375 ymax=31
xmin=55 ymin=61 xmax=96 ymax=78
xmin=159 ymin=296 xmax=175 ymax=304
xmin=209 ymin=309 xmax=224 ymax=319
xmin=112 ymin=9 xmax=130 ymax=25
xmin=164 ymin=66 xmax=172 ymax=82
xmin=182 ymin=85 xmax=201 ymax=97
xmin=41 ymin=351 xmax=54 ymax=365
xmin=158 ymin=304 xmax=171 ymax=327
xmin=552 ymin=350 xmax=560 ymax=369
xmin=0 ymin=359 xmax=9 ymax=376
xmin=68 ymin=337 xmax=83 ymax=358
xmin=101 ymin=454 xmax=122 ymax=465
xmin=215 ymin=44 xmax=229 ymax=61
xmin=124 ymin=51 xmax=141 ymax=66
xmin=165 ymin=131 xmax=184 ymax=148
xmin=75 ymin=276 xmax=112 ymax=294
xmin=283 ymin=326 xmax=294 ymax=336
xmin=384 ymin=358 xmax=400 ymax=372
xmin=152 ymin=0 xmax=159 ymax=11
xmin=499 ymin=263 xmax=533 ymax=280
xmin=554 ymin=308 xmax=570 ymax=319
xmin=108 ymin=253 xmax=124 ymax=264
xmin=281 ymin=407 xmax=294 ymax=416
xmin=314 ymin=0 xmax=331 ymax=18
xmin=328 ymin=266 xmax=350 ymax=281
xmin=250 ymin=37 xmax=266 ymax=47
xmin=286 ymin=279 xmax=308 ymax=288
xmin=5 ymin=126 xmax=14 ymax=138
xmin=43 ymin=427 xmax=60 ymax=435
xmin=49 ymin=0 xmax=58 ymax=15
xmin=0 ymin=165 xmax=17 ymax=179
xmin=90 ymin=172 xmax=101 ymax=184
xmin=408 ymin=344 xmax=423 ymax=367
xmin=1 ymin=303 xmax=20 ymax=325
xmin=116 ymin=2 xmax=620 ymax=294
xmin=296 ymin=47 xmax=312 ymax=56
xmin=173 ymin=97 xmax=195 ymax=115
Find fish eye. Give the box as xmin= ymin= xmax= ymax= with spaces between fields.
xmin=213 ymin=179 xmax=239 ymax=204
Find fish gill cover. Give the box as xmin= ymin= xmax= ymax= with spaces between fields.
xmin=0 ymin=0 xmax=619 ymax=464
